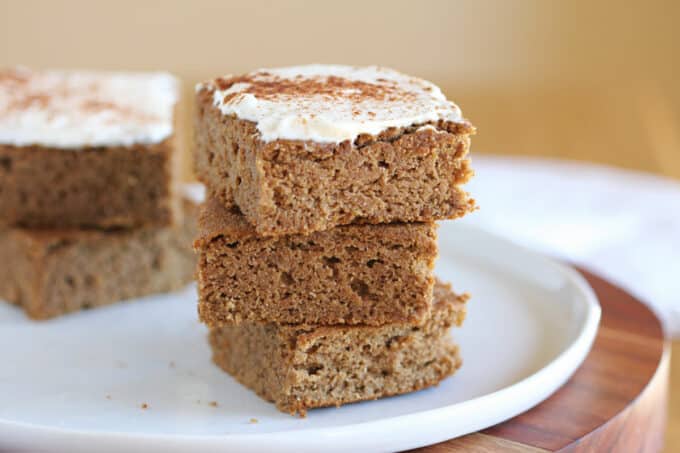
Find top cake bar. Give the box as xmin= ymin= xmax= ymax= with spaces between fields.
xmin=194 ymin=65 xmax=475 ymax=236
xmin=0 ymin=68 xmax=181 ymax=229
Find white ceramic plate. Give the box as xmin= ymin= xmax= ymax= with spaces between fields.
xmin=0 ymin=223 xmax=600 ymax=453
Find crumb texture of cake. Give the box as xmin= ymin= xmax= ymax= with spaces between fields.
xmin=0 ymin=198 xmax=198 ymax=320
xmin=194 ymin=64 xmax=475 ymax=236
xmin=195 ymin=196 xmax=438 ymax=326
xmin=209 ymin=280 xmax=467 ymax=416
xmin=0 ymin=68 xmax=181 ymax=228
xmin=0 ymin=140 xmax=179 ymax=228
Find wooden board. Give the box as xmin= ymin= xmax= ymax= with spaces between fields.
xmin=416 ymin=267 xmax=669 ymax=452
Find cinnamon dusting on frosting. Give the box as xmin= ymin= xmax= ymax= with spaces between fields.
xmin=0 ymin=68 xmax=178 ymax=148
xmin=214 ymin=72 xmax=411 ymax=104
xmin=199 ymin=64 xmax=466 ymax=144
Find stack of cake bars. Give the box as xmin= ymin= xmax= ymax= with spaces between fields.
xmin=193 ymin=65 xmax=476 ymax=416
xmin=0 ymin=68 xmax=197 ymax=319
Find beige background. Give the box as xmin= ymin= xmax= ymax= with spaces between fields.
xmin=2 ymin=0 xmax=679 ymax=176
xmin=2 ymin=0 xmax=678 ymax=449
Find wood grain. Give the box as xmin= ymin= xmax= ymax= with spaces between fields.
xmin=670 ymin=344 xmax=680 ymax=450
xmin=416 ymin=267 xmax=668 ymax=452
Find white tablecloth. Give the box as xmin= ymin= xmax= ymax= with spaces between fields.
xmin=461 ymin=156 xmax=680 ymax=338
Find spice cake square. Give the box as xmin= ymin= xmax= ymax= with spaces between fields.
xmin=195 ymin=194 xmax=438 ymax=327
xmin=194 ymin=65 xmax=475 ymax=236
xmin=0 ymin=188 xmax=199 ymax=320
xmin=0 ymin=67 xmax=181 ymax=228
xmin=209 ymin=279 xmax=467 ymax=416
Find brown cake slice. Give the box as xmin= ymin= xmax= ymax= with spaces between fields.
xmin=0 ymin=67 xmax=181 ymax=229
xmin=0 ymin=192 xmax=198 ymax=320
xmin=195 ymin=195 xmax=438 ymax=327
xmin=194 ymin=65 xmax=475 ymax=236
xmin=209 ymin=279 xmax=467 ymax=416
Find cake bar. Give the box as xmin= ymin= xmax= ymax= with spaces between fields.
xmin=0 ymin=67 xmax=181 ymax=228
xmin=209 ymin=280 xmax=467 ymax=416
xmin=195 ymin=195 xmax=438 ymax=327
xmin=0 ymin=196 xmax=198 ymax=320
xmin=194 ymin=65 xmax=475 ymax=236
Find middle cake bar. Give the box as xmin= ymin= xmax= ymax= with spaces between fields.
xmin=195 ymin=195 xmax=438 ymax=326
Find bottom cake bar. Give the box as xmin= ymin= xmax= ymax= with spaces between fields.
xmin=0 ymin=196 xmax=198 ymax=320
xmin=209 ymin=280 xmax=468 ymax=416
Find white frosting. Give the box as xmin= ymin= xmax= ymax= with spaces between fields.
xmin=0 ymin=68 xmax=179 ymax=148
xmin=201 ymin=64 xmax=465 ymax=143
